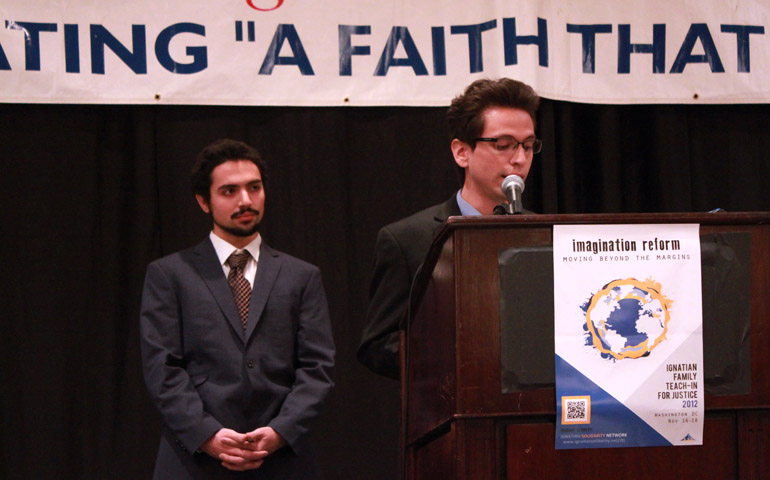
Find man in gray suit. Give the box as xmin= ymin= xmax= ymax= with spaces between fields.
xmin=140 ymin=139 xmax=335 ymax=479
xmin=358 ymin=78 xmax=541 ymax=379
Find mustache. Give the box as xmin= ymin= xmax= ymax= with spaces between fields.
xmin=231 ymin=208 xmax=260 ymax=220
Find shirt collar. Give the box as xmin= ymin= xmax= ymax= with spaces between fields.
xmin=456 ymin=189 xmax=482 ymax=216
xmin=209 ymin=231 xmax=262 ymax=267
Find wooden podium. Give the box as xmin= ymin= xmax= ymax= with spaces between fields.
xmin=402 ymin=212 xmax=770 ymax=480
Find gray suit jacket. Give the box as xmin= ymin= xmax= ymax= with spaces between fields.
xmin=358 ymin=195 xmax=461 ymax=379
xmin=140 ymin=238 xmax=334 ymax=479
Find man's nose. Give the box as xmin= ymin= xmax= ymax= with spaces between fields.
xmin=238 ymin=188 xmax=252 ymax=206
xmin=509 ymin=145 xmax=527 ymax=165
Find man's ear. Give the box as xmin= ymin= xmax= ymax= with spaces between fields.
xmin=451 ymin=138 xmax=471 ymax=169
xmin=195 ymin=194 xmax=210 ymax=214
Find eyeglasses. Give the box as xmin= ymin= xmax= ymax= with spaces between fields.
xmin=474 ymin=136 xmax=543 ymax=154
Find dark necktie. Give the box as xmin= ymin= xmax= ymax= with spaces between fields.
xmin=226 ymin=250 xmax=252 ymax=330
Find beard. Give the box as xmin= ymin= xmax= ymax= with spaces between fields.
xmin=211 ymin=208 xmax=261 ymax=237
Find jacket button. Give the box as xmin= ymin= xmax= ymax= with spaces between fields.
xmin=247 ymin=360 xmax=255 ymax=368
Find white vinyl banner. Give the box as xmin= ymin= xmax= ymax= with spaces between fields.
xmin=1 ymin=1 xmax=769 ymax=105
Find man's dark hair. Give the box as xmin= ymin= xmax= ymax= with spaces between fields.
xmin=191 ymin=139 xmax=268 ymax=202
xmin=446 ymin=78 xmax=540 ymax=184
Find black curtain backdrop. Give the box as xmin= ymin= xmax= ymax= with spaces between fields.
xmin=0 ymin=101 xmax=768 ymax=479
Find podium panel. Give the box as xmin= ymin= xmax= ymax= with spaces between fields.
xmin=403 ymin=213 xmax=770 ymax=480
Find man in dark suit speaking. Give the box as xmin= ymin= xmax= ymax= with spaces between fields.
xmin=358 ymin=78 xmax=541 ymax=379
xmin=140 ymin=139 xmax=335 ymax=479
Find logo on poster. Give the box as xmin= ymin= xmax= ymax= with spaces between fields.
xmin=582 ymin=278 xmax=673 ymax=360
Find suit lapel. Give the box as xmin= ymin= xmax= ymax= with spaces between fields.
xmin=191 ymin=239 xmax=245 ymax=340
xmin=245 ymin=242 xmax=281 ymax=341
xmin=431 ymin=194 xmax=462 ymax=236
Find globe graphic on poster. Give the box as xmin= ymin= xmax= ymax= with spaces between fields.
xmin=583 ymin=278 xmax=673 ymax=360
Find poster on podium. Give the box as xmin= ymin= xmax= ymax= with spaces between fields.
xmin=552 ymin=224 xmax=703 ymax=449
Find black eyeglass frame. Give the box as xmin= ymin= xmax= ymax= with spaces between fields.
xmin=474 ymin=136 xmax=543 ymax=154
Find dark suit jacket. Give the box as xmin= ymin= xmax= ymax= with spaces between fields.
xmin=358 ymin=195 xmax=461 ymax=379
xmin=140 ymin=238 xmax=335 ymax=479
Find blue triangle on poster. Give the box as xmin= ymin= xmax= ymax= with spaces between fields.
xmin=555 ymin=355 xmax=670 ymax=448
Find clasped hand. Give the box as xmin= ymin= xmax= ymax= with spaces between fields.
xmin=201 ymin=427 xmax=287 ymax=471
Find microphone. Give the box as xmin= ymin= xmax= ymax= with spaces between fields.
xmin=501 ymin=175 xmax=525 ymax=215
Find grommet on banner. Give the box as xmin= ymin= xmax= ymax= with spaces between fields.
xmin=154 ymin=94 xmax=161 ymax=101
xmin=693 ymin=93 xmax=699 ymax=100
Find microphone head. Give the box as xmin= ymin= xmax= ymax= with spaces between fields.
xmin=501 ymin=174 xmax=525 ymax=194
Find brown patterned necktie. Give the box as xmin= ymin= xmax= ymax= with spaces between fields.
xmin=226 ymin=250 xmax=252 ymax=330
